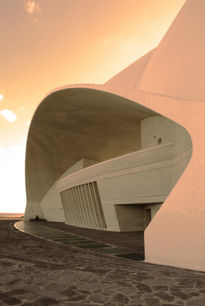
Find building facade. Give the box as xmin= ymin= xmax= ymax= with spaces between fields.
xmin=25 ymin=0 xmax=205 ymax=272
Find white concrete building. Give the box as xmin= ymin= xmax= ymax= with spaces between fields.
xmin=25 ymin=0 xmax=205 ymax=272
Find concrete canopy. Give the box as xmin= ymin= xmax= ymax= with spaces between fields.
xmin=26 ymin=88 xmax=155 ymax=205
xmin=25 ymin=0 xmax=205 ymax=272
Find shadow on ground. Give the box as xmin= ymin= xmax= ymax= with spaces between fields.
xmin=0 ymin=220 xmax=205 ymax=305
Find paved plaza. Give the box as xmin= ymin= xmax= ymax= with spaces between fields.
xmin=0 ymin=220 xmax=205 ymax=305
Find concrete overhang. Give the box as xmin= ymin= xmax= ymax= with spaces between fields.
xmin=26 ymin=87 xmax=156 ymax=204
xmin=25 ymin=0 xmax=205 ymax=272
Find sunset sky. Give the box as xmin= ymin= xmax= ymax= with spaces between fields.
xmin=0 ymin=0 xmax=185 ymax=213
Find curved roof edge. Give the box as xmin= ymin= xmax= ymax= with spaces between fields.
xmin=26 ymin=87 xmax=156 ymax=204
xmin=104 ymin=49 xmax=154 ymax=92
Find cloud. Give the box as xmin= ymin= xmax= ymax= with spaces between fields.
xmin=24 ymin=0 xmax=41 ymax=22
xmin=24 ymin=0 xmax=41 ymax=14
xmin=0 ymin=94 xmax=4 ymax=101
xmin=0 ymin=109 xmax=17 ymax=122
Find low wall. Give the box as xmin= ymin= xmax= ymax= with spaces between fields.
xmin=57 ymin=143 xmax=191 ymax=231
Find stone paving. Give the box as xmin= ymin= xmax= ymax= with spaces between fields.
xmin=0 ymin=220 xmax=205 ymax=305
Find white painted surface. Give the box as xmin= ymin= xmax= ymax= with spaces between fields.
xmin=24 ymin=200 xmax=44 ymax=221
xmin=57 ymin=141 xmax=191 ymax=231
xmin=61 ymin=182 xmax=106 ymax=230
xmin=105 ymin=49 xmax=154 ymax=92
xmin=141 ymin=115 xmax=192 ymax=154
xmin=40 ymin=158 xmax=98 ymax=222
xmin=25 ymin=0 xmax=205 ymax=271
xmin=139 ymin=0 xmax=205 ymax=101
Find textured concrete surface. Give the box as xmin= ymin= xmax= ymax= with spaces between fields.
xmin=25 ymin=88 xmax=153 ymax=208
xmin=1 ymin=220 xmax=205 ymax=305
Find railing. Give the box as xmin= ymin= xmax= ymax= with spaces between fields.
xmin=58 ymin=143 xmax=175 ymax=191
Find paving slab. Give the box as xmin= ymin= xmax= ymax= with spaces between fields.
xmin=0 ymin=220 xmax=205 ymax=305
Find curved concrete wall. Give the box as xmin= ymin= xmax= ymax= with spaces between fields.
xmin=25 ymin=92 xmax=192 ymax=232
xmin=139 ymin=0 xmax=205 ymax=101
xmin=55 ymin=115 xmax=191 ymax=231
xmin=141 ymin=115 xmax=192 ymax=153
xmin=25 ymin=88 xmax=155 ymax=220
xmin=40 ymin=158 xmax=98 ymax=222
xmin=25 ymin=0 xmax=205 ymax=271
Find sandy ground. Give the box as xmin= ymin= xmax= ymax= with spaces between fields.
xmin=0 ymin=220 xmax=205 ymax=306
xmin=0 ymin=217 xmax=23 ymax=220
xmin=0 ymin=214 xmax=24 ymax=221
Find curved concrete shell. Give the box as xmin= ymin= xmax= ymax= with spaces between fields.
xmin=25 ymin=88 xmax=156 ymax=219
xmin=25 ymin=0 xmax=205 ymax=272
xmin=139 ymin=0 xmax=205 ymax=101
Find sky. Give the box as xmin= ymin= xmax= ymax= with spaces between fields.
xmin=0 ymin=0 xmax=185 ymax=213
